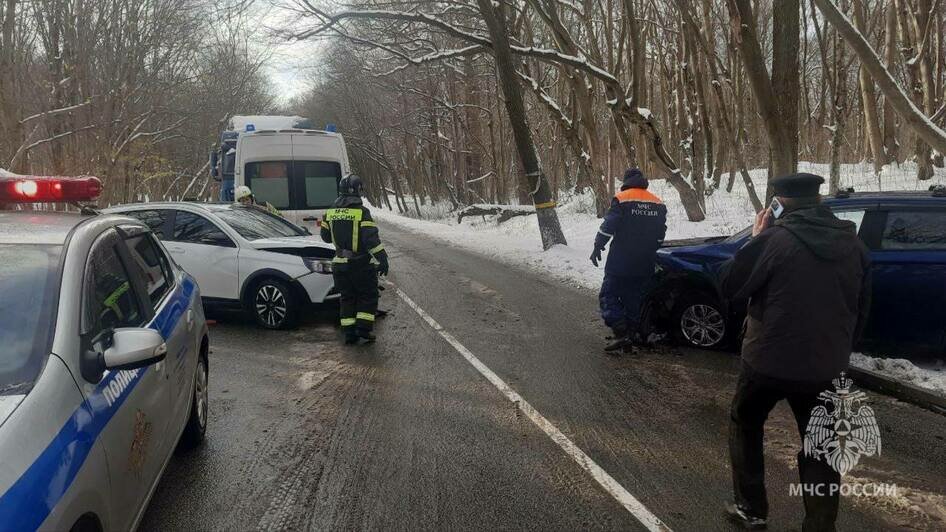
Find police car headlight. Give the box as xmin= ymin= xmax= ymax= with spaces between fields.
xmin=303 ymin=257 xmax=332 ymax=274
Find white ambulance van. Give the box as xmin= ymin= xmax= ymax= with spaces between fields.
xmin=231 ymin=122 xmax=351 ymax=234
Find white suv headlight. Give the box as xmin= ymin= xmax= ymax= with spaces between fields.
xmin=302 ymin=257 xmax=333 ymax=274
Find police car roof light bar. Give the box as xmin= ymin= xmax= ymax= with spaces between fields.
xmin=0 ymin=175 xmax=102 ymax=203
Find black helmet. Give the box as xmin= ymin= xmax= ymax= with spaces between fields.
xmin=338 ymin=174 xmax=364 ymax=196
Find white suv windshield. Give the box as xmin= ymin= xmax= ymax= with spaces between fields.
xmin=0 ymin=244 xmax=61 ymax=394
xmin=215 ymin=207 xmax=307 ymax=240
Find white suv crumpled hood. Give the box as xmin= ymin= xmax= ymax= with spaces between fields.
xmin=246 ymin=236 xmax=333 ymax=250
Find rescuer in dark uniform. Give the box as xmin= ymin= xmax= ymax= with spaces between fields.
xmin=590 ymin=168 xmax=667 ymax=352
xmin=719 ymin=173 xmax=872 ymax=531
xmin=321 ymin=175 xmax=389 ymax=344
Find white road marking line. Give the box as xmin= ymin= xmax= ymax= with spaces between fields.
xmin=392 ymin=286 xmax=671 ymax=532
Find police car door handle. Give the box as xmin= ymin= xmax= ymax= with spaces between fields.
xmin=186 ymin=309 xmax=194 ymax=331
xmin=303 ymin=216 xmax=319 ymax=221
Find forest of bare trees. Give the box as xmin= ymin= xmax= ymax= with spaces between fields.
xmin=2 ymin=0 xmax=946 ymax=225
xmin=291 ymin=0 xmax=946 ymax=226
xmin=0 ymin=0 xmax=274 ymax=204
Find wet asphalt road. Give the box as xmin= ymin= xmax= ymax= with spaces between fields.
xmin=140 ymin=223 xmax=946 ymax=531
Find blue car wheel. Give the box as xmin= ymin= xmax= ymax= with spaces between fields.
xmin=672 ymin=295 xmax=727 ymax=348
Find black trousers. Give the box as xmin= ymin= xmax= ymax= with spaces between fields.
xmin=730 ymin=363 xmax=840 ymax=532
xmin=333 ymin=265 xmax=379 ymax=334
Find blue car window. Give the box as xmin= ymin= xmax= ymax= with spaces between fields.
xmin=881 ymin=211 xmax=946 ymax=250
xmin=833 ymin=210 xmax=866 ymax=233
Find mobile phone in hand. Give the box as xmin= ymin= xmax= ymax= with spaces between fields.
xmin=769 ymin=197 xmax=785 ymax=219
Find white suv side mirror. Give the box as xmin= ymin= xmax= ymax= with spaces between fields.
xmin=103 ymin=328 xmax=167 ymax=370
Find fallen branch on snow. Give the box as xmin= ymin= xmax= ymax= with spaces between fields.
xmin=457 ymin=204 xmax=536 ymax=224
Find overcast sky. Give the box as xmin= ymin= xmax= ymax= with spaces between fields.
xmin=257 ymin=1 xmax=325 ymax=104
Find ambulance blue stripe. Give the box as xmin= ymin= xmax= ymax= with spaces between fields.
xmin=0 ymin=276 xmax=195 ymax=530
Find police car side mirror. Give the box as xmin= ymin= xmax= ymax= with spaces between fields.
xmin=102 ymin=328 xmax=167 ymax=371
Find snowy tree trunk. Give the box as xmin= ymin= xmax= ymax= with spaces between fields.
xmin=854 ymin=0 xmax=886 ymax=178
xmin=727 ymin=0 xmax=800 ymax=198
xmin=814 ymin=0 xmax=946 ymax=167
xmin=883 ymin=3 xmax=901 ymax=163
xmin=475 ymin=0 xmax=567 ymax=250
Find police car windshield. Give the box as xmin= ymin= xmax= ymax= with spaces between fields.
xmin=215 ymin=207 xmax=307 ymax=240
xmin=0 ymin=244 xmax=61 ymax=395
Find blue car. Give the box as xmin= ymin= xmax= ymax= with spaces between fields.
xmin=645 ymin=187 xmax=946 ymax=356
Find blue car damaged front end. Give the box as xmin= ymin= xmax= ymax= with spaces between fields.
xmin=644 ymin=231 xmax=751 ymax=349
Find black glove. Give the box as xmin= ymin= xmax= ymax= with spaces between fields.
xmin=377 ymin=251 xmax=390 ymax=276
xmin=590 ymin=247 xmax=602 ymax=267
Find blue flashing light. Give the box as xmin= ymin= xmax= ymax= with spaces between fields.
xmin=245 ymin=124 xmax=256 ymax=132
xmin=325 ymin=123 xmax=337 ymax=133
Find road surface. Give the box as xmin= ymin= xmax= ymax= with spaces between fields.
xmin=140 ymin=223 xmax=946 ymax=531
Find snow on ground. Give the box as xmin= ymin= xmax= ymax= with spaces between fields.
xmin=376 ymin=161 xmax=946 ymax=290
xmin=373 ymin=161 xmax=946 ymax=396
xmin=851 ymin=353 xmax=946 ymax=396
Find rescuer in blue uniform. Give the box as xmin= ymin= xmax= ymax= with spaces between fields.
xmin=590 ymin=168 xmax=667 ymax=352
xmin=321 ymin=175 xmax=390 ymax=344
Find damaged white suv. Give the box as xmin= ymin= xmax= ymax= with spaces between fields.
xmin=105 ymin=202 xmax=336 ymax=329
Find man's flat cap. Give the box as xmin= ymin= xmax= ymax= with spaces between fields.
xmin=771 ymin=172 xmax=825 ymax=198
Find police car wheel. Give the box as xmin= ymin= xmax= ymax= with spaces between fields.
xmin=250 ymin=278 xmax=297 ymax=329
xmin=180 ymin=353 xmax=208 ymax=450
xmin=671 ymin=295 xmax=727 ymax=349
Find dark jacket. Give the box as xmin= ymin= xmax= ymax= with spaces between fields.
xmin=320 ymin=196 xmax=387 ymax=271
xmin=720 ymin=206 xmax=872 ymax=382
xmin=594 ymin=188 xmax=668 ymax=276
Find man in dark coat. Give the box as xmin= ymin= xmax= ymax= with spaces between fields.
xmin=321 ymin=174 xmax=390 ymax=345
xmin=719 ymin=173 xmax=872 ymax=531
xmin=591 ymin=168 xmax=667 ymax=352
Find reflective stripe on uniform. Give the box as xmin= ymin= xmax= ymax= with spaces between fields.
xmin=352 ymin=209 xmax=363 ymax=251
xmin=320 ymin=221 xmax=329 ymax=229
xmin=340 ymin=317 xmax=357 ymax=326
xmin=360 ymin=221 xmax=377 ymax=228
xmin=369 ymin=244 xmax=384 ymax=254
xmin=356 ymin=312 xmax=375 ymax=322
xmin=332 ymin=257 xmax=349 ymax=263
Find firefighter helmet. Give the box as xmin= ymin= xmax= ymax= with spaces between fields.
xmin=338 ymin=174 xmax=364 ymax=197
xmin=234 ymin=185 xmax=253 ymax=202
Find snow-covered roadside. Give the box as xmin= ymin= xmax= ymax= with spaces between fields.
xmin=373 ymin=161 xmax=946 ymax=397
xmin=851 ymin=353 xmax=946 ymax=397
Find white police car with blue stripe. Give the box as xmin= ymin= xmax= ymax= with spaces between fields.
xmin=0 ymin=174 xmax=210 ymax=531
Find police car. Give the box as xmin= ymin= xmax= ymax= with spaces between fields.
xmin=0 ymin=174 xmax=210 ymax=531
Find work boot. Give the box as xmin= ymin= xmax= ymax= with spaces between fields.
xmin=725 ymin=502 xmax=767 ymax=530
xmin=604 ymin=324 xmax=629 ymax=354
xmin=344 ymin=332 xmax=359 ymax=345
xmin=357 ymin=329 xmax=376 ymax=343
xmin=604 ymin=336 xmax=630 ymax=354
